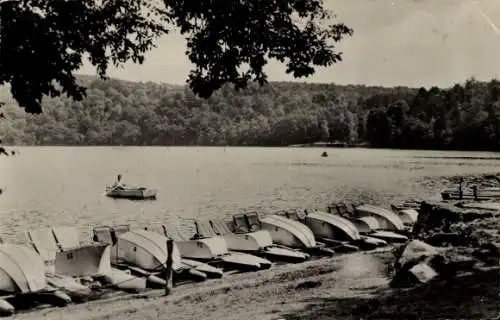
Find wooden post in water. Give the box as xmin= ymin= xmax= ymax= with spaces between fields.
xmin=459 ymin=178 xmax=464 ymax=200
xmin=165 ymin=239 xmax=174 ymax=296
xmin=472 ymin=185 xmax=478 ymax=201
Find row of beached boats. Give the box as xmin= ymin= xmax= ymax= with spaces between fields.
xmin=0 ymin=202 xmax=419 ymax=317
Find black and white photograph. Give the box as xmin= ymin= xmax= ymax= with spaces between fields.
xmin=0 ymin=0 xmax=499 ymax=319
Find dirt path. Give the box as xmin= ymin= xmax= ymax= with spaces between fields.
xmin=11 ymin=251 xmax=392 ymax=320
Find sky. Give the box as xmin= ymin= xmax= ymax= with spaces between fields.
xmin=77 ymin=0 xmax=500 ymax=88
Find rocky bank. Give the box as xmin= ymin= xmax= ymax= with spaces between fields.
xmin=358 ymin=194 xmax=500 ymax=319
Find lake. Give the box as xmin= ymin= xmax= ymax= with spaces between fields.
xmin=1 ymin=146 xmax=500 ymax=242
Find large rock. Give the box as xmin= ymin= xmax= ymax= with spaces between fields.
xmin=391 ymin=240 xmax=478 ymax=287
xmin=391 ymin=240 xmax=441 ymax=287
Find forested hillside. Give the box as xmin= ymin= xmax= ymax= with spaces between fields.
xmin=1 ymin=76 xmax=500 ymax=151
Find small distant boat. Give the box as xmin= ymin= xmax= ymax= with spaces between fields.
xmin=321 ymin=151 xmax=328 ymax=157
xmin=210 ymin=216 xmax=309 ymax=263
xmin=105 ymin=186 xmax=158 ymax=200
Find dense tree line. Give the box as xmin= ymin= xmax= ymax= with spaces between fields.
xmin=1 ymin=76 xmax=500 ymax=151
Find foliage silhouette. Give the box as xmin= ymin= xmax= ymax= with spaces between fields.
xmin=0 ymin=0 xmax=352 ymax=113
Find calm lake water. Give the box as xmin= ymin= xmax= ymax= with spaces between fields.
xmin=1 ymin=146 xmax=500 ymax=242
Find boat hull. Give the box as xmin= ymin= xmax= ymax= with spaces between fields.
xmin=46 ymin=274 xmax=93 ymax=303
xmin=355 ymin=205 xmax=405 ymax=231
xmin=351 ymin=217 xmax=380 ymax=233
xmin=54 ymin=244 xmax=113 ymax=278
xmin=181 ymin=259 xmax=224 ymax=279
xmin=223 ymin=230 xmax=273 ymax=252
xmin=369 ymin=230 xmax=408 ymax=243
xmin=220 ymin=252 xmax=272 ymax=271
xmin=259 ymin=246 xmax=309 ymax=263
xmin=260 ymin=215 xmax=316 ymax=249
xmin=177 ymin=237 xmax=271 ymax=272
xmin=303 ymin=211 xmax=361 ymax=242
xmin=112 ymin=229 xmax=183 ymax=272
xmin=398 ymin=209 xmax=419 ymax=225
xmin=0 ymin=299 xmax=14 ymax=316
xmin=220 ymin=222 xmax=308 ymax=263
xmin=176 ymin=237 xmax=228 ymax=260
xmin=0 ymin=243 xmax=47 ymax=294
xmin=105 ymin=187 xmax=158 ymax=200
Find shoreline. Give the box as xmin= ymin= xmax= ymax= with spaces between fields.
xmin=9 ymin=171 xmax=500 ymax=320
xmin=2 ymin=145 xmax=500 ymax=152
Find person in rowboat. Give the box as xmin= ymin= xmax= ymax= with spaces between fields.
xmin=112 ymin=174 xmax=125 ymax=189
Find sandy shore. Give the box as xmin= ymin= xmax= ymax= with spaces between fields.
xmin=12 ymin=250 xmax=393 ymax=320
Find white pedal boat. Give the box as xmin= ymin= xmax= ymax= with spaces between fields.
xmin=0 ymin=239 xmax=71 ymax=316
xmin=209 ymin=216 xmax=309 ymax=263
xmin=161 ymin=220 xmax=272 ymax=272
xmin=93 ymin=225 xmax=207 ymax=285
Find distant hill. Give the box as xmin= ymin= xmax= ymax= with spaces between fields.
xmin=0 ymin=75 xmax=499 ymax=151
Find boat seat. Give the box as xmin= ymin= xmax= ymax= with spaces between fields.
xmin=27 ymin=227 xmax=59 ymax=262
xmin=112 ymin=224 xmax=131 ymax=237
xmin=52 ymin=226 xmax=80 ymax=251
xmin=283 ymin=209 xmax=301 ymax=221
xmin=209 ymin=219 xmax=232 ymax=236
xmin=93 ymin=226 xmax=116 ymax=245
xmin=334 ymin=202 xmax=354 ymax=217
xmin=244 ymin=212 xmax=262 ymax=232
xmin=232 ymin=214 xmax=250 ymax=234
xmin=193 ymin=220 xmax=218 ymax=238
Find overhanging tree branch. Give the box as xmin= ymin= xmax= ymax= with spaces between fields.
xmin=0 ymin=0 xmax=352 ymax=114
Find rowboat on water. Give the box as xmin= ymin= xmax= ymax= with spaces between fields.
xmin=154 ymin=221 xmax=273 ymax=272
xmin=93 ymin=225 xmax=208 ymax=285
xmin=207 ymin=216 xmax=309 ymax=263
xmin=105 ymin=186 xmax=158 ymax=200
xmin=0 ymin=237 xmax=72 ymax=316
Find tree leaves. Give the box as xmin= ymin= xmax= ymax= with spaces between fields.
xmin=0 ymin=0 xmax=169 ymax=113
xmin=0 ymin=0 xmax=352 ymax=113
xmin=165 ymin=0 xmax=352 ymax=98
